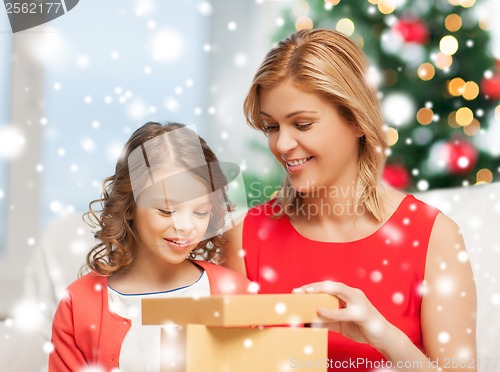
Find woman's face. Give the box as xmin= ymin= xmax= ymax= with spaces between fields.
xmin=259 ymin=79 xmax=363 ymax=194
xmin=133 ymin=173 xmax=213 ymax=267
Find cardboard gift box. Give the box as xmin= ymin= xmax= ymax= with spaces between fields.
xmin=142 ymin=293 xmax=339 ymax=327
xmin=159 ymin=324 xmax=328 ymax=372
xmin=142 ymin=293 xmax=339 ymax=371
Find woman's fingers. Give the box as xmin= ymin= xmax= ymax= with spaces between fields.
xmin=293 ymin=281 xmax=354 ymax=304
xmin=317 ymin=307 xmax=346 ymax=321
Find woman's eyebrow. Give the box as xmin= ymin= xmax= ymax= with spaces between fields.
xmin=260 ymin=110 xmax=318 ymax=118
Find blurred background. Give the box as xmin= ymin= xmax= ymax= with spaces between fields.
xmin=1 ymin=0 xmax=500 ymax=319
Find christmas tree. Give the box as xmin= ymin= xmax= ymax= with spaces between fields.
xmin=265 ymin=0 xmax=500 ymax=192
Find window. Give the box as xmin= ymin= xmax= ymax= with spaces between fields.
xmin=38 ymin=1 xmax=210 ymax=228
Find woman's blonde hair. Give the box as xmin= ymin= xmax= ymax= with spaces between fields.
xmin=84 ymin=122 xmax=229 ymax=276
xmin=243 ymin=29 xmax=388 ymax=221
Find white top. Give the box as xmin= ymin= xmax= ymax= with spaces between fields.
xmin=107 ymin=271 xmax=210 ymax=371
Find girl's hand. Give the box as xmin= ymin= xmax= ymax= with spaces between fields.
xmin=293 ymin=281 xmax=397 ymax=350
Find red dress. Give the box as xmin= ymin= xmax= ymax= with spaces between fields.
xmin=243 ymin=195 xmax=439 ymax=370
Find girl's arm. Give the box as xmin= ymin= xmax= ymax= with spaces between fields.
xmin=49 ymin=297 xmax=87 ymax=371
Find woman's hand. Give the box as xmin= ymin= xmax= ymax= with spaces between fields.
xmin=293 ymin=281 xmax=398 ymax=351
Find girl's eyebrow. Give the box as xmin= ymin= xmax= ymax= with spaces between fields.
xmin=260 ymin=110 xmax=318 ymax=119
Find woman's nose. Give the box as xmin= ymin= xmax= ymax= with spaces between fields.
xmin=275 ymin=127 xmax=298 ymax=154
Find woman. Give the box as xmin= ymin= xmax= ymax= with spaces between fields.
xmin=224 ymin=29 xmax=477 ymax=371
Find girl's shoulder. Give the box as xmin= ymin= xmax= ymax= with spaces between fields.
xmin=194 ymin=260 xmax=243 ymax=278
xmin=66 ymin=271 xmax=108 ymax=297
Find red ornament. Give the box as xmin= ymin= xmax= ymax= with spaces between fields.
xmin=443 ymin=139 xmax=478 ymax=175
xmin=383 ymin=163 xmax=411 ymax=190
xmin=480 ymin=75 xmax=500 ymax=100
xmin=393 ymin=18 xmax=430 ymax=45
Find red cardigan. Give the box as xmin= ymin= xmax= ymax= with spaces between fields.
xmin=49 ymin=261 xmax=252 ymax=371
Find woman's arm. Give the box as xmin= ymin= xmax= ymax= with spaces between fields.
xmin=295 ymin=212 xmax=477 ymax=371
xmin=221 ymin=218 xmax=247 ymax=276
xmin=377 ymin=212 xmax=477 ymax=370
xmin=420 ymin=212 xmax=477 ymax=369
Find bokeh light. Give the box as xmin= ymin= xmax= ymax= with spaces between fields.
xmin=0 ymin=126 xmax=26 ymax=159
xmin=440 ymin=35 xmax=459 ymax=56
xmin=336 ymin=18 xmax=355 ymax=36
xmin=387 ymin=127 xmax=399 ymax=146
xmin=463 ymin=119 xmax=480 ymax=136
xmin=435 ymin=53 xmax=453 ymax=70
xmin=476 ymin=168 xmax=493 ymax=184
xmin=378 ymin=0 xmax=396 ymax=14
xmin=462 ymin=81 xmax=479 ymax=100
xmin=459 ymin=0 xmax=476 ymax=8
xmin=382 ymin=92 xmax=416 ymax=127
xmin=150 ymin=30 xmax=184 ymax=63
xmin=417 ymin=108 xmax=434 ymax=125
xmin=456 ymin=107 xmax=474 ymax=126
xmin=448 ymin=78 xmax=465 ymax=96
xmin=295 ymin=16 xmax=313 ymax=30
xmin=445 ymin=14 xmax=462 ymax=32
xmin=418 ymin=63 xmax=435 ymax=81
xmin=448 ymin=111 xmax=460 ymax=128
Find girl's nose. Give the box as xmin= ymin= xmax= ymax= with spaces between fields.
xmin=171 ymin=212 xmax=194 ymax=233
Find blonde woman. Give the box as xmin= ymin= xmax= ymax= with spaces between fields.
xmin=225 ymin=29 xmax=477 ymax=371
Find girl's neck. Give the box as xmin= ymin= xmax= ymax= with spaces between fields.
xmin=109 ymin=259 xmax=202 ymax=294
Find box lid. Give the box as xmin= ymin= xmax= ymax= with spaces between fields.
xmin=142 ymin=293 xmax=339 ymax=327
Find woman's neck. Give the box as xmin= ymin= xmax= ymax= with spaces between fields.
xmin=296 ymin=179 xmax=365 ymax=224
xmin=289 ymin=186 xmax=404 ymax=243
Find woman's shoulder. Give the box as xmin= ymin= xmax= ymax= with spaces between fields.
xmin=383 ymin=188 xmax=440 ymax=217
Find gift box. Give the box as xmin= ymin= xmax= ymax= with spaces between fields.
xmin=142 ymin=293 xmax=339 ymax=327
xmin=159 ymin=324 xmax=328 ymax=371
xmin=142 ymin=293 xmax=339 ymax=371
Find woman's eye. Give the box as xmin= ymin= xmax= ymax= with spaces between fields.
xmin=295 ymin=122 xmax=313 ymax=130
xmin=158 ymin=209 xmax=174 ymax=216
xmin=264 ymin=124 xmax=279 ymax=133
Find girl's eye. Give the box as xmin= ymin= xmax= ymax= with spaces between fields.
xmin=295 ymin=122 xmax=314 ymax=130
xmin=194 ymin=211 xmax=210 ymax=217
xmin=158 ymin=209 xmax=174 ymax=216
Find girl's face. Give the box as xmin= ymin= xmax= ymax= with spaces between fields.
xmin=259 ymin=79 xmax=363 ymax=194
xmin=133 ymin=173 xmax=213 ymax=266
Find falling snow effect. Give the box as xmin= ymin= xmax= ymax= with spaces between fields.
xmin=1 ymin=1 xmax=500 ymax=371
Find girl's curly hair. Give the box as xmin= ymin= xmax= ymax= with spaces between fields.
xmin=83 ymin=122 xmax=230 ymax=276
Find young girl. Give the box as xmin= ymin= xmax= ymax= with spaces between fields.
xmin=49 ymin=122 xmax=251 ymax=371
